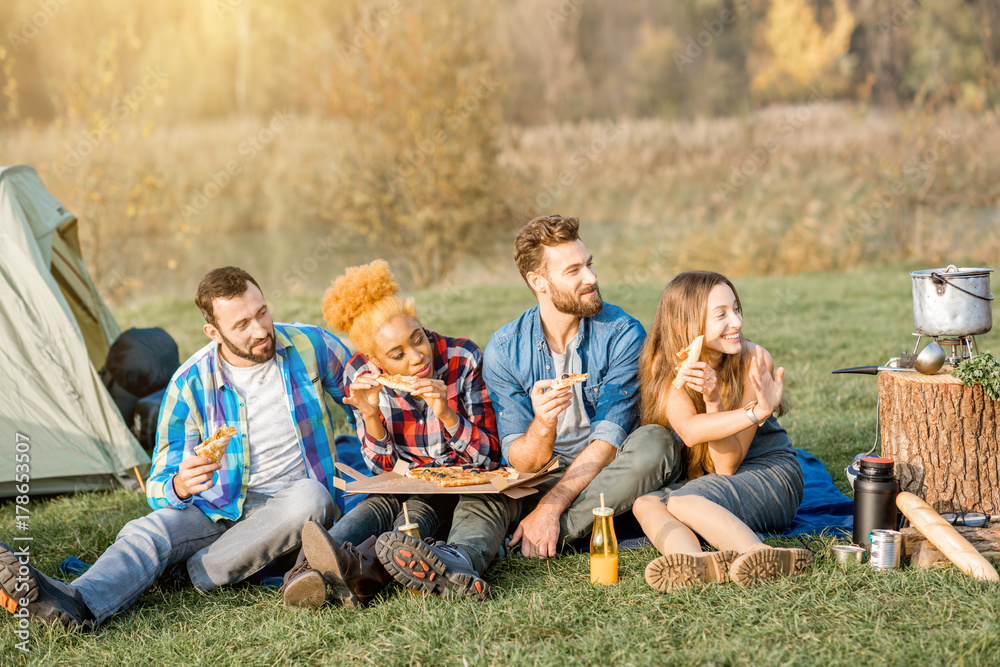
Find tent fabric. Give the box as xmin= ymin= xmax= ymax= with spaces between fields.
xmin=0 ymin=164 xmax=149 ymax=497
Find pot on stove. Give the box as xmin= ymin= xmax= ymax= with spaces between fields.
xmin=911 ymin=265 xmax=994 ymax=337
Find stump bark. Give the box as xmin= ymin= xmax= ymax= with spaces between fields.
xmin=878 ymin=370 xmax=1000 ymax=514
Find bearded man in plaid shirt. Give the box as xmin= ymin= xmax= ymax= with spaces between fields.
xmin=0 ymin=267 xmax=353 ymax=629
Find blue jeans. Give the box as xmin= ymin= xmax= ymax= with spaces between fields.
xmin=328 ymin=494 xmax=456 ymax=545
xmin=72 ymin=478 xmax=334 ymax=624
xmin=449 ymin=424 xmax=681 ymax=573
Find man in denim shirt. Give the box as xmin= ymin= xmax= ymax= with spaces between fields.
xmin=375 ymin=216 xmax=680 ymax=597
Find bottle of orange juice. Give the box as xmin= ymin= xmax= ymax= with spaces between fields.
xmin=590 ymin=503 xmax=618 ymax=585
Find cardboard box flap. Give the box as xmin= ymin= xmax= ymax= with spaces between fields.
xmin=491 ymin=456 xmax=560 ymax=491
xmin=335 ymin=462 xmax=372 ymax=481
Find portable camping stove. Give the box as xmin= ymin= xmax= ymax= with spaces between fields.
xmin=912 ymin=333 xmax=980 ymax=366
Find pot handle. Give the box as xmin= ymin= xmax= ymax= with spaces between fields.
xmin=930 ymin=272 xmax=995 ymax=301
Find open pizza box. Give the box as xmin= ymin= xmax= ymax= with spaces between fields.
xmin=332 ymin=457 xmax=561 ymax=499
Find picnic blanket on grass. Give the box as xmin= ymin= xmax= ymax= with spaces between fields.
xmin=771 ymin=448 xmax=853 ymax=538
xmin=612 ymin=447 xmax=853 ymax=551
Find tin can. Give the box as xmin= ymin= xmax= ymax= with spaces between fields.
xmin=868 ymin=529 xmax=903 ymax=570
xmin=590 ymin=507 xmax=618 ymax=585
xmin=831 ymin=545 xmax=865 ymax=567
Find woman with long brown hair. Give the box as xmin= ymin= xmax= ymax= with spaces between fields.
xmin=632 ymin=271 xmax=810 ymax=591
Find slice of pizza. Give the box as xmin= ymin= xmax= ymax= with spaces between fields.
xmin=194 ymin=426 xmax=237 ymax=464
xmin=552 ymin=372 xmax=589 ymax=390
xmin=405 ymin=466 xmax=520 ymax=488
xmin=377 ymin=373 xmax=419 ymax=393
xmin=672 ymin=335 xmax=705 ymax=389
xmin=405 ymin=466 xmax=462 ymax=482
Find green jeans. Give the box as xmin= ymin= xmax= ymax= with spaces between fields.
xmin=448 ymin=424 xmax=681 ymax=574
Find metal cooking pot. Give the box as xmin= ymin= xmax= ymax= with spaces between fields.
xmin=911 ymin=265 xmax=994 ymax=337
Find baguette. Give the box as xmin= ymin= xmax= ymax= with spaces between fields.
xmin=896 ymin=491 xmax=999 ymax=582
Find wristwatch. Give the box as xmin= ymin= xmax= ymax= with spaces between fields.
xmin=744 ymin=400 xmax=766 ymax=426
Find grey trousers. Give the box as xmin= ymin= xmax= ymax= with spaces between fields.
xmin=448 ymin=424 xmax=681 ymax=574
xmin=72 ymin=478 xmax=335 ymax=624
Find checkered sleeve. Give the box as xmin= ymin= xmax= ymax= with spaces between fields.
xmin=343 ymin=354 xmax=401 ymax=474
xmin=146 ymin=378 xmax=202 ymax=510
xmin=442 ymin=345 xmax=501 ymax=470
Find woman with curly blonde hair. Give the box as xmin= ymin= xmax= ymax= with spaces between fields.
xmin=631 ymin=271 xmax=810 ymax=592
xmin=282 ymin=260 xmax=500 ymax=610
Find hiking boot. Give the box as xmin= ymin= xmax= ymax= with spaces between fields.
xmin=644 ymin=550 xmax=738 ymax=592
xmin=375 ymin=532 xmax=489 ymax=600
xmin=729 ymin=547 xmax=812 ymax=587
xmin=280 ymin=549 xmax=326 ymax=610
xmin=301 ymin=521 xmax=392 ymax=609
xmin=156 ymin=562 xmax=193 ymax=593
xmin=0 ymin=542 xmax=95 ymax=630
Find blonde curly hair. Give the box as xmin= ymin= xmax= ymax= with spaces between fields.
xmin=322 ymin=260 xmax=418 ymax=360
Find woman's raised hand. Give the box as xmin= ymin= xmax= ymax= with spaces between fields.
xmin=345 ymin=372 xmax=383 ymax=418
xmin=749 ymin=346 xmax=784 ymax=415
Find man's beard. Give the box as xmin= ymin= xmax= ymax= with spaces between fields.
xmin=551 ymin=283 xmax=603 ymax=318
xmin=219 ymin=329 xmax=276 ymax=364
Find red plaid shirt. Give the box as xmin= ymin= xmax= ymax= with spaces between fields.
xmin=344 ymin=330 xmax=501 ymax=473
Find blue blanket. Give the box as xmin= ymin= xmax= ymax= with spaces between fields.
xmin=772 ymin=448 xmax=853 ymax=538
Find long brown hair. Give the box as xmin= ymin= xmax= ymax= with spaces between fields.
xmin=639 ymin=271 xmax=753 ymax=480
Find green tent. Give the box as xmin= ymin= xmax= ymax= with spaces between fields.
xmin=0 ymin=164 xmax=150 ymax=497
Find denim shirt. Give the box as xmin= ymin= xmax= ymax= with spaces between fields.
xmin=482 ymin=303 xmax=646 ymax=463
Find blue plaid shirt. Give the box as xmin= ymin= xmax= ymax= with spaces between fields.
xmin=146 ymin=323 xmax=351 ymax=522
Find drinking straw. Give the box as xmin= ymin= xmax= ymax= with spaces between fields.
xmin=403 ymin=501 xmax=411 ymax=526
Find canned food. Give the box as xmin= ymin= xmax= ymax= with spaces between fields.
xmin=831 ymin=544 xmax=865 ymax=567
xmin=869 ymin=529 xmax=903 ymax=570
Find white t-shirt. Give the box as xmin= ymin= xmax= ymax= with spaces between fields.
xmin=550 ymin=339 xmax=591 ymax=464
xmin=220 ymin=354 xmax=307 ymax=496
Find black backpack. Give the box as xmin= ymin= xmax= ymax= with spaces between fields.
xmin=101 ymin=327 xmax=180 ymax=451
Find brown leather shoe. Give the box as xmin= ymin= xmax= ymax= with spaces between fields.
xmin=301 ymin=521 xmax=392 ymax=609
xmin=280 ymin=549 xmax=326 ymax=610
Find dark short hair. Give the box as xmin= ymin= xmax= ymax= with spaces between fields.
xmin=513 ymin=215 xmax=580 ymax=283
xmin=195 ymin=267 xmax=261 ymax=325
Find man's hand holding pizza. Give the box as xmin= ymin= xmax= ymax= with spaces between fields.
xmin=172 ymin=455 xmax=221 ymax=500
xmin=530 ymin=379 xmax=573 ymax=434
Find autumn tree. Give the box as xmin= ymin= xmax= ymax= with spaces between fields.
xmin=310 ymin=0 xmax=515 ymax=287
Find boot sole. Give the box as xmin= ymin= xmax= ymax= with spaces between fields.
xmin=282 ymin=570 xmax=327 ymax=610
xmin=301 ymin=521 xmax=362 ymax=609
xmin=644 ymin=551 xmax=738 ymax=593
xmin=0 ymin=546 xmax=39 ymax=614
xmin=730 ymin=548 xmax=812 ymax=587
xmin=375 ymin=533 xmax=490 ymax=601
xmin=0 ymin=546 xmax=89 ymax=629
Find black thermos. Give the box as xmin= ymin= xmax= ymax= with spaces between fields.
xmin=853 ymin=456 xmax=899 ymax=548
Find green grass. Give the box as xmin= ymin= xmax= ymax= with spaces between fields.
xmin=3 ymin=265 xmax=1000 ymax=666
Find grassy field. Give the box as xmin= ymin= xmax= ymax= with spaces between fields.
xmin=3 ymin=264 xmax=1000 ymax=666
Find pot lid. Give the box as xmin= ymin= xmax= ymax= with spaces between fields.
xmin=911 ymin=265 xmax=993 ymax=278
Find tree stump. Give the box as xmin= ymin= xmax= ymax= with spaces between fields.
xmin=901 ymin=525 xmax=1000 ymax=569
xmin=878 ymin=370 xmax=1000 ymax=514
